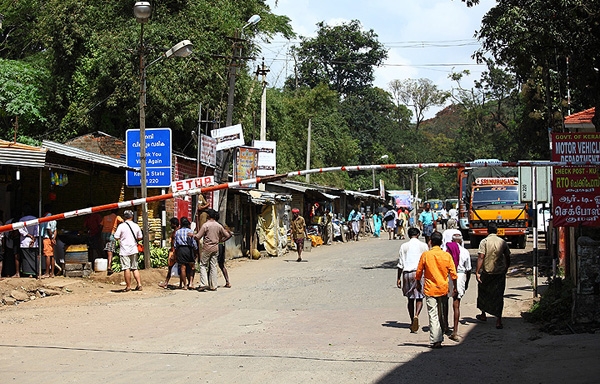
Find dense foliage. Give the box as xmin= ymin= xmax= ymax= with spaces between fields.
xmin=0 ymin=0 xmax=596 ymax=199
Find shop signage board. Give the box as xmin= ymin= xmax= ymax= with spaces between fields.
xmin=551 ymin=132 xmax=600 ymax=227
xmin=252 ymin=140 xmax=276 ymax=176
xmin=126 ymin=128 xmax=172 ymax=188
xmin=211 ymin=124 xmax=244 ymax=151
xmin=233 ymin=146 xmax=258 ymax=189
xmin=200 ymin=134 xmax=217 ymax=166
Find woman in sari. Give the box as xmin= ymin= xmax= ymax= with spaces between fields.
xmin=373 ymin=213 xmax=382 ymax=237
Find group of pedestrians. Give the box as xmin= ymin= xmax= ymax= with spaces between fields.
xmin=397 ymin=222 xmax=511 ymax=348
xmin=158 ymin=207 xmax=232 ymax=291
xmin=381 ymin=207 xmax=410 ymax=240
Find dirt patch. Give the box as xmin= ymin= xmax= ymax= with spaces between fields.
xmin=0 ymin=257 xmax=252 ymax=308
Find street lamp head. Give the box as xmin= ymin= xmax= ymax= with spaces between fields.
xmin=133 ymin=1 xmax=152 ymax=23
xmin=165 ymin=39 xmax=193 ymax=59
xmin=242 ymin=14 xmax=261 ymax=30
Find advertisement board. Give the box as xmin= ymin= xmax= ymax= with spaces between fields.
xmin=551 ymin=132 xmax=600 ymax=227
xmin=233 ymin=146 xmax=259 ymax=189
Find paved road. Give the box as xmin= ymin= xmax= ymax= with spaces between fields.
xmin=0 ymin=234 xmax=598 ymax=383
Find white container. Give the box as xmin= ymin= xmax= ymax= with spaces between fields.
xmin=94 ymin=258 xmax=108 ymax=272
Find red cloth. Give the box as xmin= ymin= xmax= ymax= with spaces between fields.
xmin=446 ymin=241 xmax=460 ymax=268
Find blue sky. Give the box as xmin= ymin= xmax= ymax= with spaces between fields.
xmin=258 ymin=0 xmax=496 ymax=119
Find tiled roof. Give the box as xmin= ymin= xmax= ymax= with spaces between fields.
xmin=564 ymin=107 xmax=595 ymax=125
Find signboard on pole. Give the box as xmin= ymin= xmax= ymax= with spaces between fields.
xmin=551 ymin=132 xmax=600 ymax=227
xmin=126 ymin=128 xmax=172 ymax=188
xmin=233 ymin=146 xmax=258 ymax=189
xmin=252 ymin=140 xmax=276 ymax=176
xmin=200 ymin=134 xmax=217 ymax=166
xmin=211 ymin=124 xmax=244 ymax=151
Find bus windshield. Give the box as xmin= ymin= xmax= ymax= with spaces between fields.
xmin=472 ymin=186 xmax=519 ymax=207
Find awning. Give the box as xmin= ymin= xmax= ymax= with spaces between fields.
xmin=42 ymin=140 xmax=133 ymax=171
xmin=0 ymin=140 xmax=47 ymax=168
xmin=343 ymin=189 xmax=384 ymax=201
xmin=268 ymin=181 xmax=340 ymax=201
xmin=238 ymin=190 xmax=292 ymax=205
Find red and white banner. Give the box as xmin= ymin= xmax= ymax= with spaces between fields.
xmin=552 ymin=132 xmax=600 ymax=227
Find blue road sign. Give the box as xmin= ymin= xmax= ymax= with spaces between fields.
xmin=126 ymin=128 xmax=172 ymax=188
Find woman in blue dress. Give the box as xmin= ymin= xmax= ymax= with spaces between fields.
xmin=373 ymin=213 xmax=382 ymax=237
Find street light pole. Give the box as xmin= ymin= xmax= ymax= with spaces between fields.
xmin=135 ymin=1 xmax=151 ymax=268
xmin=372 ymin=155 xmax=389 ymax=189
xmin=134 ymin=2 xmax=192 ymax=267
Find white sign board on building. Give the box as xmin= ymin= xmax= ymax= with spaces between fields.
xmin=200 ymin=134 xmax=217 ymax=166
xmin=252 ymin=140 xmax=277 ymax=176
xmin=211 ymin=124 xmax=244 ymax=151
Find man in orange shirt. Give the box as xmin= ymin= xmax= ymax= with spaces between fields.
xmin=416 ymin=231 xmax=457 ymax=349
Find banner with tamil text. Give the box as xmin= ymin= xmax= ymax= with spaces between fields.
xmin=552 ymin=132 xmax=600 ymax=227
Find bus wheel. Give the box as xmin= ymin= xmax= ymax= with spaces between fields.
xmin=470 ymin=236 xmax=481 ymax=249
xmin=517 ymin=235 xmax=527 ymax=249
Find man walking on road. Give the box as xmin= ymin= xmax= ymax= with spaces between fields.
xmin=416 ymin=231 xmax=457 ymax=349
xmin=475 ymin=223 xmax=511 ymax=329
xmin=290 ymin=208 xmax=307 ymax=262
xmin=418 ymin=202 xmax=437 ymax=244
xmin=397 ymin=227 xmax=429 ymax=333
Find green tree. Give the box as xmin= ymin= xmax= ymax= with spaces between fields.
xmin=0 ymin=58 xmax=49 ymax=138
xmin=266 ymin=84 xmax=358 ymax=188
xmin=287 ymin=20 xmax=387 ymax=96
xmin=475 ymin=0 xmax=600 ymax=131
xmin=388 ymin=78 xmax=449 ymax=131
xmin=0 ymin=0 xmax=293 ymax=154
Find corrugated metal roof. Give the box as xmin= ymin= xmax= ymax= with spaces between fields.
xmin=42 ymin=140 xmax=131 ymax=170
xmin=0 ymin=139 xmax=47 ymax=168
xmin=268 ymin=181 xmax=340 ymax=200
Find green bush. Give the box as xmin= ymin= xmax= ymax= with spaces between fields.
xmin=110 ymin=245 xmax=169 ymax=273
xmin=525 ymin=277 xmax=573 ymax=323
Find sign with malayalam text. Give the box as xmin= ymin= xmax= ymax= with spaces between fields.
xmin=126 ymin=128 xmax=172 ymax=188
xmin=552 ymin=132 xmax=600 ymax=227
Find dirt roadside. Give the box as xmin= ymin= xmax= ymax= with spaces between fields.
xmin=0 ymin=258 xmax=250 ymax=307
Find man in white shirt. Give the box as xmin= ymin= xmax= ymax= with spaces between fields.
xmin=113 ymin=210 xmax=143 ymax=292
xmin=448 ymin=207 xmax=459 ymax=229
xmin=397 ymin=227 xmax=430 ymax=333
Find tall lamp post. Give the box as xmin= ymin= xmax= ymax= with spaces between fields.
xmin=134 ymin=1 xmax=192 ymax=267
xmin=372 ymin=154 xmax=389 ymax=189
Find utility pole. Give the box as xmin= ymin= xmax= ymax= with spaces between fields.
xmin=257 ymin=58 xmax=270 ymax=142
xmin=306 ymin=119 xmax=311 ymax=184
xmin=256 ymin=58 xmax=270 ymax=191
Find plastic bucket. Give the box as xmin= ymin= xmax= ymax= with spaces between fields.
xmin=94 ymin=258 xmax=108 ymax=272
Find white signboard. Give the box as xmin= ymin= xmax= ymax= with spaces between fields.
xmin=171 ymin=176 xmax=215 ymax=192
xmin=211 ymin=124 xmax=244 ymax=151
xmin=200 ymin=134 xmax=217 ymax=166
xmin=252 ymin=140 xmax=277 ymax=176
